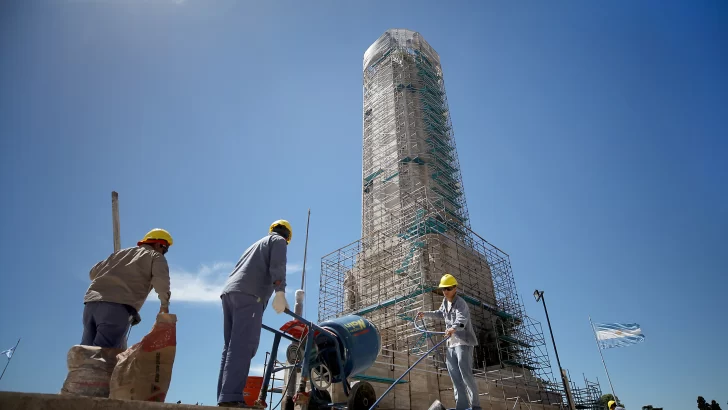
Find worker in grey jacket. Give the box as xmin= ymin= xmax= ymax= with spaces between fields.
xmin=82 ymin=228 xmax=173 ymax=348
xmin=217 ymin=220 xmax=291 ymax=408
xmin=418 ymin=274 xmax=481 ymax=410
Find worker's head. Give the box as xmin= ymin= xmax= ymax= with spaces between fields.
xmin=608 ymin=400 xmax=616 ymax=410
xmin=138 ymin=228 xmax=173 ymax=255
xmin=438 ymin=273 xmax=458 ymax=298
xmin=270 ymin=220 xmax=292 ymax=244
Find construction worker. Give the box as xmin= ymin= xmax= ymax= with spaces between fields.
xmin=82 ymin=228 xmax=173 ymax=348
xmin=608 ymin=400 xmax=625 ymax=410
xmin=417 ymin=274 xmax=481 ymax=410
xmin=217 ymin=220 xmax=292 ymax=408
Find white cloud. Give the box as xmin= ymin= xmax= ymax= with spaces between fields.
xmin=249 ymin=364 xmax=265 ymax=376
xmin=286 ymin=263 xmax=303 ymax=273
xmin=153 ymin=262 xmax=233 ymax=303
xmin=148 ymin=261 xmax=304 ymax=303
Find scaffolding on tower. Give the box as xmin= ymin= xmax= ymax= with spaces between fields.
xmin=319 ymin=29 xmax=566 ymax=409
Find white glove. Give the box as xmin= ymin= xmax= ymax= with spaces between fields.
xmin=272 ymin=291 xmax=289 ymax=314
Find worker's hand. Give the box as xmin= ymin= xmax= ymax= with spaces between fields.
xmin=272 ymin=291 xmax=289 ymax=314
xmin=159 ymin=305 xmax=169 ymax=314
xmin=416 ymin=312 xmax=424 ymax=320
xmin=293 ymin=392 xmax=310 ymax=404
xmin=274 ymin=280 xmax=282 ymax=286
xmin=445 ymin=328 xmax=456 ymax=337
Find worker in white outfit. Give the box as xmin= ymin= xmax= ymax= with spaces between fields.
xmin=217 ymin=220 xmax=291 ymax=408
xmin=418 ymin=274 xmax=481 ymax=410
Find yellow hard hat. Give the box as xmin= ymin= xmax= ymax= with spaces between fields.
xmin=607 ymin=400 xmax=616 ymax=409
xmin=270 ymin=220 xmax=292 ymax=244
xmin=138 ymin=228 xmax=173 ymax=246
xmin=438 ymin=273 xmax=458 ymax=288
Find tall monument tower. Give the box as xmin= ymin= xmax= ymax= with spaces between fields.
xmin=320 ymin=29 xmax=562 ymax=409
xmin=361 ymin=29 xmax=469 ymax=239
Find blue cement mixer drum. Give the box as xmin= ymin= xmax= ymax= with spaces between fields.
xmin=315 ymin=315 xmax=381 ymax=382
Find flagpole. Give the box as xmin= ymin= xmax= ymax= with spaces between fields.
xmin=589 ymin=317 xmax=617 ymax=402
xmin=0 ymin=338 xmax=21 ymax=382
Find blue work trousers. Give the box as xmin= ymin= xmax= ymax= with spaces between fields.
xmin=445 ymin=345 xmax=482 ymax=410
xmin=217 ymin=292 xmax=265 ymax=404
xmin=81 ymin=301 xmax=132 ymax=348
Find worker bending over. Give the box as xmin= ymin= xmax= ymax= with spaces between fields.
xmin=217 ymin=220 xmax=292 ymax=408
xmin=418 ymin=274 xmax=482 ymax=410
xmin=82 ymin=228 xmax=173 ymax=348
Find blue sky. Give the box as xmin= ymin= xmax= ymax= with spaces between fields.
xmin=1 ymin=1 xmax=726 ymax=409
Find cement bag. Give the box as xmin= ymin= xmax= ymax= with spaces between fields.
xmin=109 ymin=313 xmax=177 ymax=402
xmin=60 ymin=345 xmax=123 ymax=397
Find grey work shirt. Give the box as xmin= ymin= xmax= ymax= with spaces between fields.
xmin=422 ymin=295 xmax=478 ymax=348
xmin=84 ymin=244 xmax=171 ymax=320
xmin=221 ymin=232 xmax=287 ymax=305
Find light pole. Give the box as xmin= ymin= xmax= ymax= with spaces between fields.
xmin=534 ymin=289 xmax=575 ymax=410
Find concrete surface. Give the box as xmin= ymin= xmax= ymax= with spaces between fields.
xmin=0 ymin=392 xmax=216 ymax=410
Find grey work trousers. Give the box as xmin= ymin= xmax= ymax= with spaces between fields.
xmin=81 ymin=301 xmax=132 ymax=348
xmin=217 ymin=292 xmax=265 ymax=404
xmin=446 ymin=345 xmax=482 ymax=410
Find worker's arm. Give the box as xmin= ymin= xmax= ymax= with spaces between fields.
xmin=420 ymin=303 xmax=445 ymax=319
xmin=269 ymin=236 xmax=287 ymax=293
xmin=150 ymin=253 xmax=171 ymax=311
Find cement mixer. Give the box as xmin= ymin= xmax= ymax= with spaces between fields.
xmin=254 ymin=210 xmax=383 ymax=409
xmin=257 ymin=309 xmax=456 ymax=409
xmin=257 ymin=309 xmax=381 ymax=410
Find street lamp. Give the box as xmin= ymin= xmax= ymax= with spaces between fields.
xmin=534 ymin=289 xmax=574 ymax=410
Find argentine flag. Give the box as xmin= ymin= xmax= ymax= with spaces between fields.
xmin=594 ymin=323 xmax=645 ymax=349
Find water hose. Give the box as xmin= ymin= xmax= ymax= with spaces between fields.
xmin=370 ymin=319 xmax=449 ymax=408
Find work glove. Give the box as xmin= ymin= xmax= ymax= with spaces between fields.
xmin=272 ymin=291 xmax=289 ymax=314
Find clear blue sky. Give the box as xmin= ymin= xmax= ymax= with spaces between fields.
xmin=1 ymin=1 xmax=726 ymax=409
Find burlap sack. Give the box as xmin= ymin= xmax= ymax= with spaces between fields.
xmin=60 ymin=345 xmax=123 ymax=397
xmin=109 ymin=313 xmax=177 ymax=402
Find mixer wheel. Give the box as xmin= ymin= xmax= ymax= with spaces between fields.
xmin=311 ymin=363 xmax=332 ymax=390
xmin=347 ymin=381 xmax=376 ymax=410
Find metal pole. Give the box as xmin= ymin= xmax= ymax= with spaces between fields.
xmin=0 ymin=338 xmax=21 ymax=382
xmin=258 ymin=334 xmax=281 ymax=403
xmin=294 ymin=209 xmax=310 ymax=319
xmin=300 ymin=209 xmax=310 ymax=290
xmin=370 ymin=336 xmax=451 ymax=409
xmin=112 ymin=191 xmax=121 ymax=252
xmin=589 ymin=316 xmax=617 ymax=402
xmin=540 ymin=293 xmax=575 ymax=410
xmin=287 ymin=209 xmax=310 ymax=405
